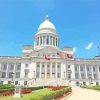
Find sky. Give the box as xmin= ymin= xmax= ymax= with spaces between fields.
xmin=0 ymin=0 xmax=100 ymax=58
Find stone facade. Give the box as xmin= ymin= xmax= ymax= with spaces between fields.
xmin=0 ymin=16 xmax=100 ymax=86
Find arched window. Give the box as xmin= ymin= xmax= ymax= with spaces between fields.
xmin=50 ymin=36 xmax=52 ymax=45
xmin=46 ymin=36 xmax=49 ymax=45
xmin=40 ymin=36 xmax=42 ymax=45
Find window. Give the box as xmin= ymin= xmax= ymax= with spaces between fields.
xmin=81 ymin=73 xmax=85 ymax=79
xmin=68 ymin=65 xmax=70 ymax=69
xmin=25 ymin=64 xmax=29 ymax=67
xmin=16 ymin=72 xmax=20 ymax=78
xmin=80 ymin=66 xmax=83 ymax=71
xmin=40 ymin=36 xmax=42 ymax=45
xmin=47 ymin=64 xmax=50 ymax=73
xmin=75 ymin=65 xmax=79 ymax=72
xmin=75 ymin=73 xmax=79 ymax=79
xmin=94 ymin=74 xmax=97 ymax=79
xmin=57 ymin=73 xmax=61 ymax=78
xmin=9 ymin=64 xmax=14 ymax=71
xmin=93 ymin=67 xmax=96 ymax=72
xmin=2 ymin=72 xmax=6 ymax=78
xmin=50 ymin=36 xmax=52 ymax=45
xmin=36 ymin=72 xmax=39 ymax=78
xmin=2 ymin=63 xmax=7 ymax=71
xmin=52 ymin=63 xmax=55 ymax=73
xmin=24 ymin=81 xmax=27 ymax=85
xmin=15 ymin=81 xmax=18 ymax=85
xmin=96 ymin=82 xmax=99 ymax=85
xmin=8 ymin=81 xmax=11 ymax=84
xmin=80 ymin=65 xmax=84 ymax=72
xmin=68 ymin=74 xmax=71 ymax=79
xmin=46 ymin=36 xmax=49 ymax=44
xmin=36 ymin=62 xmax=40 ymax=78
xmin=16 ymin=63 xmax=21 ymax=71
xmin=8 ymin=72 xmax=13 ymax=78
xmin=41 ymin=64 xmax=45 ymax=73
xmin=87 ymin=66 xmax=90 ymax=71
xmin=24 ymin=72 xmax=28 ymax=78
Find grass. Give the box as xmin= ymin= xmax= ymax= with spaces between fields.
xmin=0 ymin=88 xmax=52 ymax=100
xmin=0 ymin=87 xmax=72 ymax=100
xmin=81 ymin=85 xmax=100 ymax=91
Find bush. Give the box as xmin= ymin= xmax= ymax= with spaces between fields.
xmin=30 ymin=86 xmax=72 ymax=100
xmin=27 ymin=86 xmax=47 ymax=91
xmin=0 ymin=88 xmax=14 ymax=93
xmin=0 ymin=84 xmax=15 ymax=89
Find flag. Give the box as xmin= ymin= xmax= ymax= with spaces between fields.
xmin=66 ymin=54 xmax=73 ymax=59
xmin=44 ymin=55 xmax=50 ymax=61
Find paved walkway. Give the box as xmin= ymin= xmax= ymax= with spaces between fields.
xmin=65 ymin=87 xmax=100 ymax=100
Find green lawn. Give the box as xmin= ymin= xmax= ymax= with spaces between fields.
xmin=81 ymin=85 xmax=100 ymax=91
xmin=0 ymin=88 xmax=53 ymax=100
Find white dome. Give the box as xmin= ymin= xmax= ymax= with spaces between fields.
xmin=38 ymin=15 xmax=56 ymax=30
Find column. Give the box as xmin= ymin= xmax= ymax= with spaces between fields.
xmin=98 ymin=66 xmax=100 ymax=79
xmin=78 ymin=65 xmax=81 ymax=80
xmin=40 ymin=63 xmax=41 ymax=78
xmin=96 ymin=66 xmax=99 ymax=79
xmin=42 ymin=36 xmax=43 ymax=45
xmin=39 ymin=37 xmax=40 ymax=45
xmin=45 ymin=62 xmax=47 ymax=79
xmin=91 ymin=66 xmax=94 ymax=80
xmin=85 ymin=65 xmax=88 ymax=80
xmin=55 ymin=37 xmax=56 ymax=47
xmin=49 ymin=36 xmax=50 ymax=45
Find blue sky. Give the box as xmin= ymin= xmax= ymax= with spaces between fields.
xmin=0 ymin=0 xmax=100 ymax=58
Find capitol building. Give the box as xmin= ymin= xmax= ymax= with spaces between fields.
xmin=0 ymin=16 xmax=100 ymax=86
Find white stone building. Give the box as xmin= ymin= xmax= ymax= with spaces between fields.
xmin=0 ymin=16 xmax=100 ymax=86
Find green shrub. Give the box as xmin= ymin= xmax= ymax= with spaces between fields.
xmin=27 ymin=86 xmax=47 ymax=91
xmin=30 ymin=86 xmax=72 ymax=100
xmin=0 ymin=88 xmax=14 ymax=93
xmin=81 ymin=85 xmax=100 ymax=91
xmin=0 ymin=84 xmax=15 ymax=89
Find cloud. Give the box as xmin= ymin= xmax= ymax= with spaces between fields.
xmin=73 ymin=48 xmax=76 ymax=53
xmin=85 ymin=42 xmax=93 ymax=50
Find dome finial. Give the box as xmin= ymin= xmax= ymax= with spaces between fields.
xmin=45 ymin=15 xmax=49 ymax=20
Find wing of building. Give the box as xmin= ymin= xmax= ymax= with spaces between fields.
xmin=0 ymin=15 xmax=100 ymax=86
